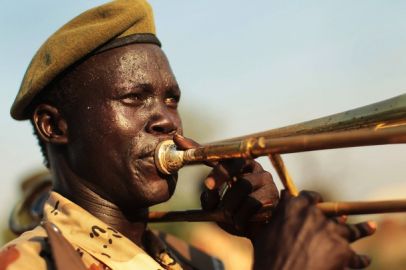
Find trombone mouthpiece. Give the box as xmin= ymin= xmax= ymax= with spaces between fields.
xmin=154 ymin=140 xmax=186 ymax=175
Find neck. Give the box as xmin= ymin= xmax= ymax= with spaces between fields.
xmin=50 ymin=159 xmax=148 ymax=249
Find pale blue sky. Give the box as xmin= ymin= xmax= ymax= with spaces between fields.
xmin=1 ymin=1 xmax=406 ymax=236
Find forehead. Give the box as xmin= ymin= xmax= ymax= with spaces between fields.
xmin=67 ymin=44 xmax=177 ymax=96
xmin=114 ymin=44 xmax=175 ymax=86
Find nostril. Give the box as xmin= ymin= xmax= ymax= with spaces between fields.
xmin=148 ymin=121 xmax=176 ymax=135
xmin=146 ymin=114 xmax=177 ymax=135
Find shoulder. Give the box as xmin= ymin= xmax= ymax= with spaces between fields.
xmin=0 ymin=226 xmax=52 ymax=270
xmin=155 ymin=231 xmax=224 ymax=270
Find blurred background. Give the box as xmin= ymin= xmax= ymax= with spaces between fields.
xmin=1 ymin=1 xmax=406 ymax=269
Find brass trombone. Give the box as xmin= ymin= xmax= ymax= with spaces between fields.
xmin=149 ymin=94 xmax=406 ymax=223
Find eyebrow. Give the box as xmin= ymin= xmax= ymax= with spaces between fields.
xmin=136 ymin=83 xmax=154 ymax=93
xmin=116 ymin=82 xmax=180 ymax=97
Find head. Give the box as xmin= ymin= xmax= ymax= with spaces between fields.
xmin=10 ymin=0 xmax=184 ymax=211
xmin=31 ymin=43 xmax=183 ymax=210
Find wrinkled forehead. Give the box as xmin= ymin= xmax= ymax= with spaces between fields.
xmin=114 ymin=44 xmax=176 ymax=89
xmin=66 ymin=43 xmax=177 ymax=96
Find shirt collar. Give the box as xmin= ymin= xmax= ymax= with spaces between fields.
xmin=43 ymin=191 xmax=182 ymax=270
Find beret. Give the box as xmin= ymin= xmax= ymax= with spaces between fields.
xmin=11 ymin=0 xmax=160 ymax=120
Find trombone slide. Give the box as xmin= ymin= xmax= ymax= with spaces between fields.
xmin=148 ymin=199 xmax=406 ymax=223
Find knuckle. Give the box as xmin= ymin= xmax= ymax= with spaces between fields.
xmin=250 ymin=189 xmax=277 ymax=206
xmin=255 ymin=175 xmax=267 ymax=187
xmin=261 ymin=171 xmax=273 ymax=182
xmin=252 ymin=160 xmax=264 ymax=171
xmin=291 ymin=193 xmax=311 ymax=207
xmin=263 ymin=185 xmax=278 ymax=199
xmin=254 ymin=171 xmax=273 ymax=187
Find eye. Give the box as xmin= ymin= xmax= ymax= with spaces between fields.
xmin=164 ymin=96 xmax=179 ymax=108
xmin=120 ymin=93 xmax=143 ymax=106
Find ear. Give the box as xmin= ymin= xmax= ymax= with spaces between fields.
xmin=32 ymin=104 xmax=68 ymax=144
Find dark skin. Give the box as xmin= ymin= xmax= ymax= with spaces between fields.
xmin=32 ymin=43 xmax=374 ymax=269
xmin=175 ymin=136 xmax=376 ymax=269
xmin=33 ymin=44 xmax=182 ymax=247
xmin=252 ymin=191 xmax=376 ymax=270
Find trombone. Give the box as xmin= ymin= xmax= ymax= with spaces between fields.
xmin=149 ymin=94 xmax=406 ymax=223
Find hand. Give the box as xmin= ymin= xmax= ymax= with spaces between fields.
xmin=252 ymin=191 xmax=376 ymax=270
xmin=173 ymin=134 xmax=279 ymax=238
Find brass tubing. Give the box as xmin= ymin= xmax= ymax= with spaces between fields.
xmin=151 ymin=94 xmax=406 ymax=223
xmin=148 ymin=200 xmax=406 ymax=223
xmin=194 ymin=125 xmax=406 ymax=162
xmin=318 ymin=200 xmax=406 ymax=216
xmin=218 ymin=94 xmax=406 ymax=144
xmin=148 ymin=205 xmax=274 ymax=223
xmin=250 ymin=124 xmax=406 ymax=156
xmin=268 ymin=154 xmax=299 ymax=196
xmin=155 ymin=124 xmax=406 ymax=175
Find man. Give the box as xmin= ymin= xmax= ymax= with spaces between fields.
xmin=1 ymin=0 xmax=375 ymax=269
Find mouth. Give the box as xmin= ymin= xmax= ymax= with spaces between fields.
xmin=137 ymin=144 xmax=156 ymax=160
xmin=130 ymin=140 xmax=177 ymax=180
xmin=132 ymin=156 xmax=157 ymax=173
xmin=132 ymin=154 xmax=167 ymax=179
xmin=129 ymin=145 xmax=178 ymax=200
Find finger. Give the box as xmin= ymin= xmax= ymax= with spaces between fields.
xmin=348 ymin=251 xmax=371 ymax=269
xmin=204 ymin=177 xmax=217 ymax=190
xmin=240 ymin=160 xmax=264 ymax=174
xmin=239 ymin=171 xmax=274 ymax=191
xmin=203 ymin=169 xmax=275 ymax=212
xmin=336 ymin=221 xmax=377 ymax=242
xmin=282 ymin=192 xmax=321 ymax=218
xmin=333 ymin=215 xmax=348 ymax=224
xmin=201 ymin=159 xmax=253 ymax=207
xmin=201 ymin=189 xmax=220 ymax=210
xmin=298 ymin=190 xmax=324 ymax=204
xmin=205 ymin=159 xmax=248 ymax=190
xmin=236 ymin=172 xmax=278 ymax=207
xmin=174 ymin=135 xmax=262 ymax=174
xmin=222 ymin=178 xmax=254 ymax=219
xmin=232 ymin=196 xmax=263 ymax=232
xmin=173 ymin=133 xmax=200 ymax=150
xmin=173 ymin=133 xmax=216 ymax=168
xmin=232 ymin=184 xmax=279 ymax=230
xmin=173 ymin=134 xmax=218 ymax=197
xmin=280 ymin=189 xmax=293 ymax=201
xmin=219 ymin=170 xmax=274 ymax=214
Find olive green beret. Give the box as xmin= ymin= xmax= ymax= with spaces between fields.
xmin=11 ymin=0 xmax=160 ymax=120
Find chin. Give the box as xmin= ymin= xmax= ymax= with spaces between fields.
xmin=145 ymin=180 xmax=173 ymax=206
xmin=125 ymin=175 xmax=177 ymax=208
xmin=145 ymin=175 xmax=177 ymax=205
xmin=127 ymin=158 xmax=177 ymax=207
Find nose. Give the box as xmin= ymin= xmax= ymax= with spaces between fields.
xmin=145 ymin=113 xmax=177 ymax=135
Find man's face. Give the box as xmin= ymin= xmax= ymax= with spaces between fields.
xmin=60 ymin=44 xmax=182 ymax=210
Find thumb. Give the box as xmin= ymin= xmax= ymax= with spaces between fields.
xmin=173 ymin=134 xmax=216 ymax=168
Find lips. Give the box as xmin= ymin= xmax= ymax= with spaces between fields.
xmin=129 ymin=148 xmax=178 ymax=200
xmin=135 ymin=139 xmax=168 ymax=161
xmin=130 ymin=140 xmax=174 ymax=179
xmin=137 ymin=146 xmax=155 ymax=160
xmin=133 ymin=156 xmax=156 ymax=172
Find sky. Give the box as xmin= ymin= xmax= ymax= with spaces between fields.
xmin=1 ymin=1 xmax=406 ymax=238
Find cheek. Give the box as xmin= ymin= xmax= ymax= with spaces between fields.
xmin=83 ymin=103 xmax=146 ymax=144
xmin=108 ymin=104 xmax=148 ymax=136
xmin=67 ymin=104 xmax=144 ymax=166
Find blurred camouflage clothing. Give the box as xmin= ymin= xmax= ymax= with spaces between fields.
xmin=1 ymin=192 xmax=223 ymax=270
